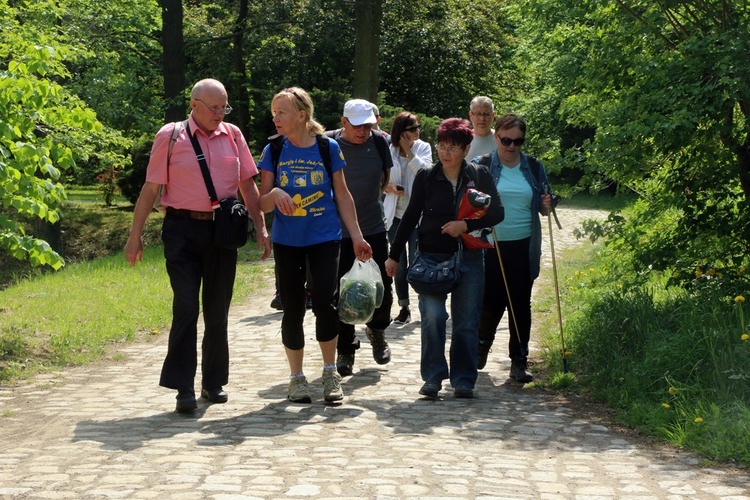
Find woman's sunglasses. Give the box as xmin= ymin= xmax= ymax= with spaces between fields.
xmin=405 ymin=124 xmax=421 ymax=132
xmin=498 ymin=136 xmax=525 ymax=147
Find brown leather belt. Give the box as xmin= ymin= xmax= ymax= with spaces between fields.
xmin=166 ymin=207 xmax=214 ymax=221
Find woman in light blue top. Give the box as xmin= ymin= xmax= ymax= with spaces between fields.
xmin=473 ymin=114 xmax=552 ymax=383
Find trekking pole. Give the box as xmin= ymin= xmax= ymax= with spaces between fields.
xmin=545 ymin=187 xmax=568 ymax=373
xmin=491 ymin=228 xmax=526 ymax=358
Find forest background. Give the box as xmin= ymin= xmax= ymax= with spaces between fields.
xmin=1 ymin=0 xmax=749 ymax=466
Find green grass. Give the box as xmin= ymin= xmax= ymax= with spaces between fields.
xmin=559 ymin=191 xmax=636 ymax=212
xmin=534 ymin=239 xmax=750 ymax=468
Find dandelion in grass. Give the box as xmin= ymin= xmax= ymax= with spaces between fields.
xmin=669 ymin=386 xmax=677 ymax=395
xmin=150 ymin=328 xmax=159 ymax=335
xmin=736 ymin=295 xmax=745 ymax=303
xmin=694 ymin=417 xmax=703 ymax=423
xmin=742 ymin=334 xmax=749 ymax=341
xmin=662 ymin=403 xmax=670 ymax=408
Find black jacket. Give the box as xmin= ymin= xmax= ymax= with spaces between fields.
xmin=388 ymin=159 xmax=504 ymax=260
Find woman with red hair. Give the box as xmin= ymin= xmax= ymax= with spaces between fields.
xmin=385 ymin=118 xmax=503 ymax=399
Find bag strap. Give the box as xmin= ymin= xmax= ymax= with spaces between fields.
xmin=165 ymin=120 xmax=185 ymax=183
xmin=186 ymin=122 xmax=220 ymax=210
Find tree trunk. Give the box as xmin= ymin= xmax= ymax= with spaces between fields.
xmin=231 ymin=0 xmax=250 ymax=137
xmin=160 ymin=0 xmax=186 ymax=123
xmin=352 ymin=0 xmax=382 ymax=103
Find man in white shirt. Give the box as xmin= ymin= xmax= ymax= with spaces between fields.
xmin=467 ymin=96 xmax=496 ymax=160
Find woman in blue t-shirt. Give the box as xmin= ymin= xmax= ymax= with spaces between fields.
xmin=258 ymin=87 xmax=371 ymax=405
xmin=473 ymin=114 xmax=553 ymax=383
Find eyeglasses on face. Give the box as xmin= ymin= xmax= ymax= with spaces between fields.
xmin=405 ymin=124 xmax=421 ymax=132
xmin=498 ymin=136 xmax=525 ymax=147
xmin=471 ymin=111 xmax=493 ymax=118
xmin=436 ymin=144 xmax=465 ymax=154
xmin=195 ymin=98 xmax=233 ymax=116
xmin=345 ymin=118 xmax=373 ymax=130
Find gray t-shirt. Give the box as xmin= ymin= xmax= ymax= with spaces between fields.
xmin=336 ymin=134 xmax=389 ymax=238
xmin=467 ymin=131 xmax=496 ymax=161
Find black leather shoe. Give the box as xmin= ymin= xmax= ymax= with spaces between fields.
xmin=454 ymin=386 xmax=474 ymax=399
xmin=201 ymin=387 xmax=228 ymax=404
xmin=175 ymin=389 xmax=197 ymax=413
xmin=510 ymin=361 xmax=533 ymax=383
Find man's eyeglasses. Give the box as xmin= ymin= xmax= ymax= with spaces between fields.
xmin=436 ymin=144 xmax=464 ymax=154
xmin=195 ymin=98 xmax=233 ymax=116
xmin=498 ymin=136 xmax=525 ymax=147
xmin=471 ymin=111 xmax=493 ymax=118
xmin=405 ymin=124 xmax=421 ymax=132
xmin=345 ymin=118 xmax=373 ymax=130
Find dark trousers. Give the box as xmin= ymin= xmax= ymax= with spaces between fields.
xmin=159 ymin=214 xmax=237 ymax=390
xmin=478 ymin=237 xmax=533 ymax=362
xmin=274 ymin=240 xmax=340 ymax=350
xmin=337 ymin=231 xmax=393 ymax=355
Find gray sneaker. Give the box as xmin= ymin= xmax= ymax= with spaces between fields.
xmin=288 ymin=376 xmax=312 ymax=403
xmin=322 ymin=370 xmax=344 ymax=402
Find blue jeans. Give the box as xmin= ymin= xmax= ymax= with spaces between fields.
xmin=418 ymin=248 xmax=485 ymax=389
xmin=387 ymin=219 xmax=418 ymax=307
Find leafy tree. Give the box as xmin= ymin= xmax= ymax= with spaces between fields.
xmin=380 ymin=0 xmax=522 ymax=118
xmin=521 ymin=0 xmax=750 ymax=285
xmin=0 ymin=0 xmax=108 ymax=268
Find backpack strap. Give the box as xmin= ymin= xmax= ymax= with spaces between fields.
xmin=315 ymin=134 xmax=332 ymax=179
xmin=269 ymin=133 xmax=333 ymax=183
xmin=327 ymin=128 xmax=391 ymax=190
xmin=527 ymin=155 xmax=541 ymax=184
xmin=269 ymin=134 xmax=286 ymax=174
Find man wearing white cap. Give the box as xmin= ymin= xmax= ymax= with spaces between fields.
xmin=327 ymin=99 xmax=394 ymax=376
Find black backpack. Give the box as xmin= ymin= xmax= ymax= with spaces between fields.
xmin=268 ymin=134 xmax=332 ymax=178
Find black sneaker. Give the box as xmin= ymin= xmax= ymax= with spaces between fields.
xmin=365 ymin=327 xmax=391 ymax=364
xmin=477 ymin=341 xmax=491 ymax=370
xmin=393 ymin=307 xmax=411 ymax=324
xmin=419 ymin=381 xmax=441 ymax=399
xmin=454 ymin=386 xmax=474 ymax=399
xmin=336 ymin=352 xmax=355 ymax=377
xmin=270 ymin=293 xmax=283 ymax=311
xmin=510 ymin=361 xmax=533 ymax=383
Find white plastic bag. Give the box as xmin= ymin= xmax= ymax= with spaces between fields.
xmin=337 ymin=259 xmax=384 ymax=325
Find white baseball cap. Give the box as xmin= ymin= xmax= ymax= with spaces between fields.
xmin=343 ymin=99 xmax=377 ymax=126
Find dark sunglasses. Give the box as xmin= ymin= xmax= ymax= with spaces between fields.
xmin=405 ymin=124 xmax=421 ymax=132
xmin=498 ymin=136 xmax=525 ymax=147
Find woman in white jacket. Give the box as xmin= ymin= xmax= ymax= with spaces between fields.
xmin=383 ymin=112 xmax=433 ymax=324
